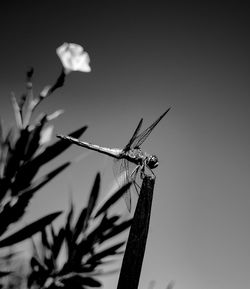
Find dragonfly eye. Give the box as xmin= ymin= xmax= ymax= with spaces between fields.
xmin=147 ymin=155 xmax=159 ymax=169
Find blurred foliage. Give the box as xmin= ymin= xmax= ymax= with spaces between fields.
xmin=0 ymin=45 xmax=166 ymax=289
xmin=28 ymin=173 xmax=132 ymax=289
xmin=0 ymin=67 xmax=87 ymax=282
xmin=0 ymin=64 xmax=134 ymax=289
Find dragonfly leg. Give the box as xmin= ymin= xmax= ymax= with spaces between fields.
xmin=134 ymin=181 xmax=141 ymax=196
xmin=130 ymin=165 xmax=140 ymax=180
xmin=129 ymin=165 xmax=141 ymax=196
xmin=140 ymin=160 xmax=147 ymax=179
xmin=147 ymin=167 xmax=156 ymax=180
xmin=140 ymin=161 xmax=156 ymax=179
xmin=150 ymin=168 xmax=156 ymax=177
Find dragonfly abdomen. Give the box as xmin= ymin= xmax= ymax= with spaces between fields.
xmin=78 ymin=143 xmax=123 ymax=159
xmin=57 ymin=135 xmax=123 ymax=159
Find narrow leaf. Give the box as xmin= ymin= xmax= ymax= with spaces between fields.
xmin=4 ymin=128 xmax=30 ymax=181
xmin=23 ymin=115 xmax=47 ymax=160
xmin=0 ymin=211 xmax=62 ymax=247
xmin=87 ymin=241 xmax=125 ymax=264
xmin=0 ymin=163 xmax=68 ymax=235
xmin=41 ymin=228 xmax=51 ymax=249
xmin=51 ymin=228 xmax=65 ymax=259
xmin=83 ymin=173 xmax=100 ymax=231
xmin=61 ymin=275 xmax=101 ymax=288
xmin=73 ymin=208 xmax=87 ymax=240
xmin=0 ymin=117 xmax=4 ymax=143
xmin=65 ymin=198 xmax=75 ymax=256
xmin=18 ymin=126 xmax=88 ymax=179
xmin=80 ymin=276 xmax=102 ymax=287
xmin=100 ymin=219 xmax=132 ymax=242
xmin=11 ymin=93 xmax=22 ymax=128
xmin=0 ymin=271 xmax=12 ymax=277
xmin=11 ymin=161 xmax=70 ymax=198
xmin=87 ymin=173 xmax=100 ymax=217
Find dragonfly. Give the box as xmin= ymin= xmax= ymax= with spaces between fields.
xmin=57 ymin=108 xmax=171 ymax=211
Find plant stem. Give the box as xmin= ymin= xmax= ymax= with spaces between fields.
xmin=117 ymin=175 xmax=155 ymax=289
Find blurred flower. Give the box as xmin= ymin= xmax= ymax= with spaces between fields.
xmin=56 ymin=43 xmax=91 ymax=74
xmin=40 ymin=125 xmax=54 ymax=145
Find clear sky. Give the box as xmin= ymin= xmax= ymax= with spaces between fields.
xmin=0 ymin=1 xmax=250 ymax=289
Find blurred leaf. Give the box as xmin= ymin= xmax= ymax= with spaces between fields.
xmin=23 ymin=115 xmax=47 ymax=160
xmin=79 ymin=276 xmax=101 ymax=287
xmin=0 ymin=118 xmax=4 ymax=143
xmin=15 ymin=126 xmax=88 ymax=184
xmin=86 ymin=241 xmax=125 ymax=264
xmin=0 ymin=211 xmax=62 ymax=248
xmin=0 ymin=162 xmax=69 ymax=236
xmin=30 ymin=236 xmax=40 ymax=260
xmin=12 ymin=161 xmax=70 ymax=197
xmin=72 ymin=214 xmax=128 ymax=267
xmin=61 ymin=274 xmax=101 ymax=288
xmin=69 ymin=214 xmax=110 ymax=266
xmin=39 ymin=125 xmax=54 ymax=146
xmin=51 ymin=228 xmax=65 ymax=260
xmin=34 ymin=161 xmax=70 ymax=188
xmin=87 ymin=268 xmax=120 ymax=277
xmin=18 ymin=94 xmax=26 ymax=111
xmin=0 ymin=192 xmax=34 ymax=236
xmin=0 ymin=271 xmax=12 ymax=277
xmin=94 ymin=182 xmax=132 ymax=218
xmin=28 ymin=256 xmax=48 ymax=288
xmin=26 ymin=67 xmax=34 ymax=82
xmin=100 ymin=219 xmax=132 ymax=243
xmin=86 ymin=215 xmax=118 ymax=244
xmin=11 ymin=93 xmax=22 ymax=129
xmin=66 ymin=197 xmax=74 ymax=229
xmin=87 ymin=173 xmax=100 ymax=216
xmin=41 ymin=228 xmax=51 ymax=250
xmin=73 ymin=208 xmax=87 ymax=242
xmin=4 ymin=128 xmax=30 ymax=181
xmin=71 ymin=174 xmax=101 ymax=243
xmin=30 ymin=256 xmax=46 ymax=272
xmin=65 ymin=198 xmax=75 ymax=257
xmin=83 ymin=173 xmax=100 ymax=229
xmin=46 ymin=110 xmax=64 ymax=122
xmin=0 ymin=130 xmax=14 ymax=188
xmin=0 ymin=162 xmax=71 ymax=234
xmin=50 ymin=225 xmax=56 ymax=240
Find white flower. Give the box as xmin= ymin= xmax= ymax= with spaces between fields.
xmin=40 ymin=125 xmax=54 ymax=145
xmin=56 ymin=43 xmax=91 ymax=74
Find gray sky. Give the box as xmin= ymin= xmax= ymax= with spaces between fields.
xmin=0 ymin=1 xmax=249 ymax=289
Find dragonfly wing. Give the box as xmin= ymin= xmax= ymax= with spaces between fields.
xmin=113 ymin=158 xmax=132 ymax=212
xmin=123 ymin=118 xmax=143 ymax=152
xmin=113 ymin=158 xmax=125 ymax=186
xmin=132 ymin=108 xmax=171 ymax=148
xmin=122 ymin=159 xmax=132 ymax=211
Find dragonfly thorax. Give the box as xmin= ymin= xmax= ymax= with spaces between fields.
xmin=146 ymin=155 xmax=159 ymax=169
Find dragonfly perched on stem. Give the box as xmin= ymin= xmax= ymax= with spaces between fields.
xmin=57 ymin=108 xmax=171 ymax=211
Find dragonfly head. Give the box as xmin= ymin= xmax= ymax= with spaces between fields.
xmin=146 ymin=155 xmax=159 ymax=169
